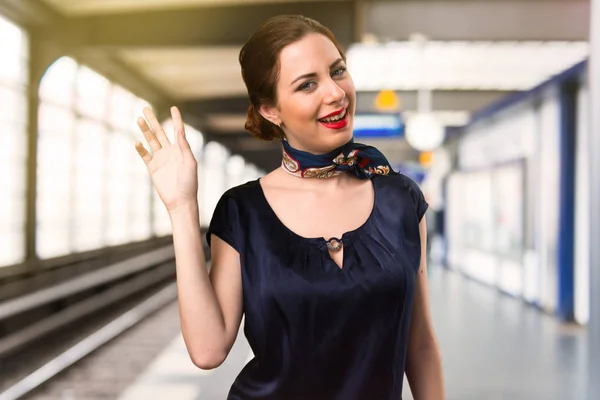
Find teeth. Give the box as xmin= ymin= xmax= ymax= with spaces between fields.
xmin=320 ymin=109 xmax=346 ymax=123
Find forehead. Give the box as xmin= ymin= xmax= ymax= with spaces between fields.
xmin=278 ymin=33 xmax=341 ymax=82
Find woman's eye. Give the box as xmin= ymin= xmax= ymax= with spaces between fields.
xmin=332 ymin=67 xmax=347 ymax=77
xmin=299 ymin=81 xmax=315 ymax=91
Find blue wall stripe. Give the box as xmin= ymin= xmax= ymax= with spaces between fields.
xmin=469 ymin=60 xmax=588 ymax=126
xmin=557 ymin=80 xmax=577 ymax=321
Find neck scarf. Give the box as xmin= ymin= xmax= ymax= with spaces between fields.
xmin=281 ymin=138 xmax=396 ymax=179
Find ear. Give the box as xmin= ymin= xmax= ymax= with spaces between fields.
xmin=258 ymin=104 xmax=280 ymax=126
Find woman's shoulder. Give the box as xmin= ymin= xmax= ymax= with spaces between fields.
xmin=375 ymin=173 xmax=428 ymax=221
xmin=219 ymin=179 xmax=262 ymax=202
xmin=375 ymin=172 xmax=423 ymax=193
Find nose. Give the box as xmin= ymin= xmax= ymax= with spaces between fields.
xmin=323 ymin=78 xmax=346 ymax=105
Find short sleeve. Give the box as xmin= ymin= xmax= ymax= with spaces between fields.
xmin=206 ymin=191 xmax=242 ymax=253
xmin=402 ymin=175 xmax=429 ymax=222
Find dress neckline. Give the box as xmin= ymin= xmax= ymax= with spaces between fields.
xmin=254 ymin=177 xmax=378 ymax=245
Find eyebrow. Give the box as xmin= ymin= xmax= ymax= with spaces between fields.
xmin=290 ymin=58 xmax=344 ymax=86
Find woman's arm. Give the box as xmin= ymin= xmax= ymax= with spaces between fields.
xmin=136 ymin=107 xmax=243 ymax=370
xmin=169 ymin=204 xmax=243 ymax=370
xmin=405 ymin=217 xmax=445 ymax=399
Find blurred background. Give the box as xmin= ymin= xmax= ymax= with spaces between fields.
xmin=0 ymin=0 xmax=598 ymax=399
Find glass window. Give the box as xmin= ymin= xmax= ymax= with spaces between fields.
xmin=75 ymin=66 xmax=111 ymax=120
xmin=0 ymin=15 xmax=27 ymax=267
xmin=200 ymin=141 xmax=229 ymax=226
xmin=243 ymin=163 xmax=263 ymax=183
xmin=226 ymin=155 xmax=245 ymax=189
xmin=36 ymin=127 xmax=73 ymax=259
xmin=72 ymin=119 xmax=106 ymax=252
xmin=38 ymin=103 xmax=75 ymax=134
xmin=106 ymin=131 xmax=133 ymax=246
xmin=0 ymin=14 xmax=28 ymax=86
xmin=0 ymin=85 xmax=26 ymax=124
xmin=39 ymin=57 xmax=77 ymax=107
xmin=37 ymin=57 xmax=155 ymax=258
xmin=108 ymin=85 xmax=136 ymax=130
xmin=35 ymin=56 xmax=265 ymax=259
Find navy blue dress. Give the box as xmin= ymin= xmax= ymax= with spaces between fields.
xmin=206 ymin=173 xmax=428 ymax=400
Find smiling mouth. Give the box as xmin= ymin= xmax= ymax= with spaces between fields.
xmin=317 ymin=108 xmax=348 ymax=123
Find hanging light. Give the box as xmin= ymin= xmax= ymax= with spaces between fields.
xmin=405 ymin=34 xmax=446 ymax=152
xmin=405 ymin=112 xmax=445 ymax=151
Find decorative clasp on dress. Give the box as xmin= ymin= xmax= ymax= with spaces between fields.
xmin=325 ymin=237 xmax=343 ymax=252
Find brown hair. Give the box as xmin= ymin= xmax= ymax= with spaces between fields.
xmin=239 ymin=15 xmax=346 ymax=141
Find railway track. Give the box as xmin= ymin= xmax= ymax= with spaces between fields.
xmin=0 ymin=245 xmax=185 ymax=400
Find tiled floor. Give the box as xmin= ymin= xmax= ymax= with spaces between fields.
xmin=118 ymin=267 xmax=589 ymax=400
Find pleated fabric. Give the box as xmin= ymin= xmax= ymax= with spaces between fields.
xmin=207 ymin=173 xmax=428 ymax=400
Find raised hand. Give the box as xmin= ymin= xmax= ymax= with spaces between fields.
xmin=135 ymin=106 xmax=199 ymax=212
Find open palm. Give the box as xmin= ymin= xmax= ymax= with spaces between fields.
xmin=135 ymin=106 xmax=198 ymax=212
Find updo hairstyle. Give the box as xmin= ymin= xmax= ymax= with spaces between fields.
xmin=239 ymin=15 xmax=346 ymax=141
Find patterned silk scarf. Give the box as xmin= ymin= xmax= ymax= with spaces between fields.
xmin=281 ymin=138 xmax=396 ymax=179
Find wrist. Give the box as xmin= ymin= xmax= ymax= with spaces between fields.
xmin=168 ymin=200 xmax=200 ymax=221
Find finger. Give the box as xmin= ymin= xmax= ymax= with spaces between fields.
xmin=171 ymin=106 xmax=185 ymax=144
xmin=135 ymin=141 xmax=152 ymax=165
xmin=143 ymin=107 xmax=170 ymax=147
xmin=171 ymin=106 xmax=193 ymax=157
xmin=137 ymin=116 xmax=162 ymax=152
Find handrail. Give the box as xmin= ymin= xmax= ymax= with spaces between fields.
xmin=0 ymin=283 xmax=179 ymax=400
xmin=0 ymin=262 xmax=174 ymax=358
xmin=0 ymin=245 xmax=174 ymax=320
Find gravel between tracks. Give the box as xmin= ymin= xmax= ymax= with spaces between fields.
xmin=25 ymin=300 xmax=182 ymax=400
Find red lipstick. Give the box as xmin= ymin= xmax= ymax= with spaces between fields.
xmin=319 ymin=108 xmax=346 ymax=120
xmin=317 ymin=108 xmax=349 ymax=130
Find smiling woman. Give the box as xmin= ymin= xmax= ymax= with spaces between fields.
xmin=134 ymin=14 xmax=444 ymax=400
xmin=239 ymin=15 xmax=351 ymax=150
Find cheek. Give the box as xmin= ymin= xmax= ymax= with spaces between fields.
xmin=341 ymin=79 xmax=355 ymax=99
xmin=281 ymin=100 xmax=323 ymax=145
xmin=285 ymin=99 xmax=320 ymax=123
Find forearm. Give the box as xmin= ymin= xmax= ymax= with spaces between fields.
xmin=405 ymin=342 xmax=445 ymax=400
xmin=169 ymin=202 xmax=227 ymax=366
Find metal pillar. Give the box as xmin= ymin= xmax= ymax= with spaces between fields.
xmin=588 ymin=0 xmax=600 ymax=397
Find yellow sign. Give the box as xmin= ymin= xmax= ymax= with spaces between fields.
xmin=374 ymin=90 xmax=400 ymax=112
xmin=419 ymin=151 xmax=433 ymax=167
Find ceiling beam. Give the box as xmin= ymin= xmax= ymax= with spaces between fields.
xmin=183 ymin=97 xmax=250 ymax=115
xmin=356 ymin=90 xmax=513 ymax=113
xmin=0 ymin=0 xmax=63 ymax=28
xmin=71 ymin=47 xmax=175 ymax=109
xmin=55 ymin=1 xmax=357 ymax=49
xmin=364 ymin=1 xmax=590 ymax=41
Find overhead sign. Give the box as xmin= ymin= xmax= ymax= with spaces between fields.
xmin=374 ymin=90 xmax=401 ymax=112
xmin=353 ymin=113 xmax=404 ymax=138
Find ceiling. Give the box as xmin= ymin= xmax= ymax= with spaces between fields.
xmin=41 ymin=0 xmax=347 ymax=16
xmin=7 ymin=0 xmax=592 ymax=171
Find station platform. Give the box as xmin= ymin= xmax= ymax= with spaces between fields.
xmin=116 ymin=266 xmax=589 ymax=400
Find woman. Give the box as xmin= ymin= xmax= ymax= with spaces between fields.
xmin=134 ymin=15 xmax=444 ymax=400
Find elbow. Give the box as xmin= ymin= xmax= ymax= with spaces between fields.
xmin=409 ymin=339 xmax=441 ymax=357
xmin=189 ymin=350 xmax=227 ymax=370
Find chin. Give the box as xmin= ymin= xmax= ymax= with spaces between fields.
xmin=337 ymin=130 xmax=353 ymax=143
xmin=322 ymin=132 xmax=353 ymax=153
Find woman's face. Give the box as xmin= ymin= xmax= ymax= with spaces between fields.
xmin=261 ymin=33 xmax=356 ymax=154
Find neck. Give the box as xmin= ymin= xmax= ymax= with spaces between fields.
xmin=283 ymin=137 xmax=352 ymax=155
xmin=277 ymin=166 xmax=352 ymax=189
